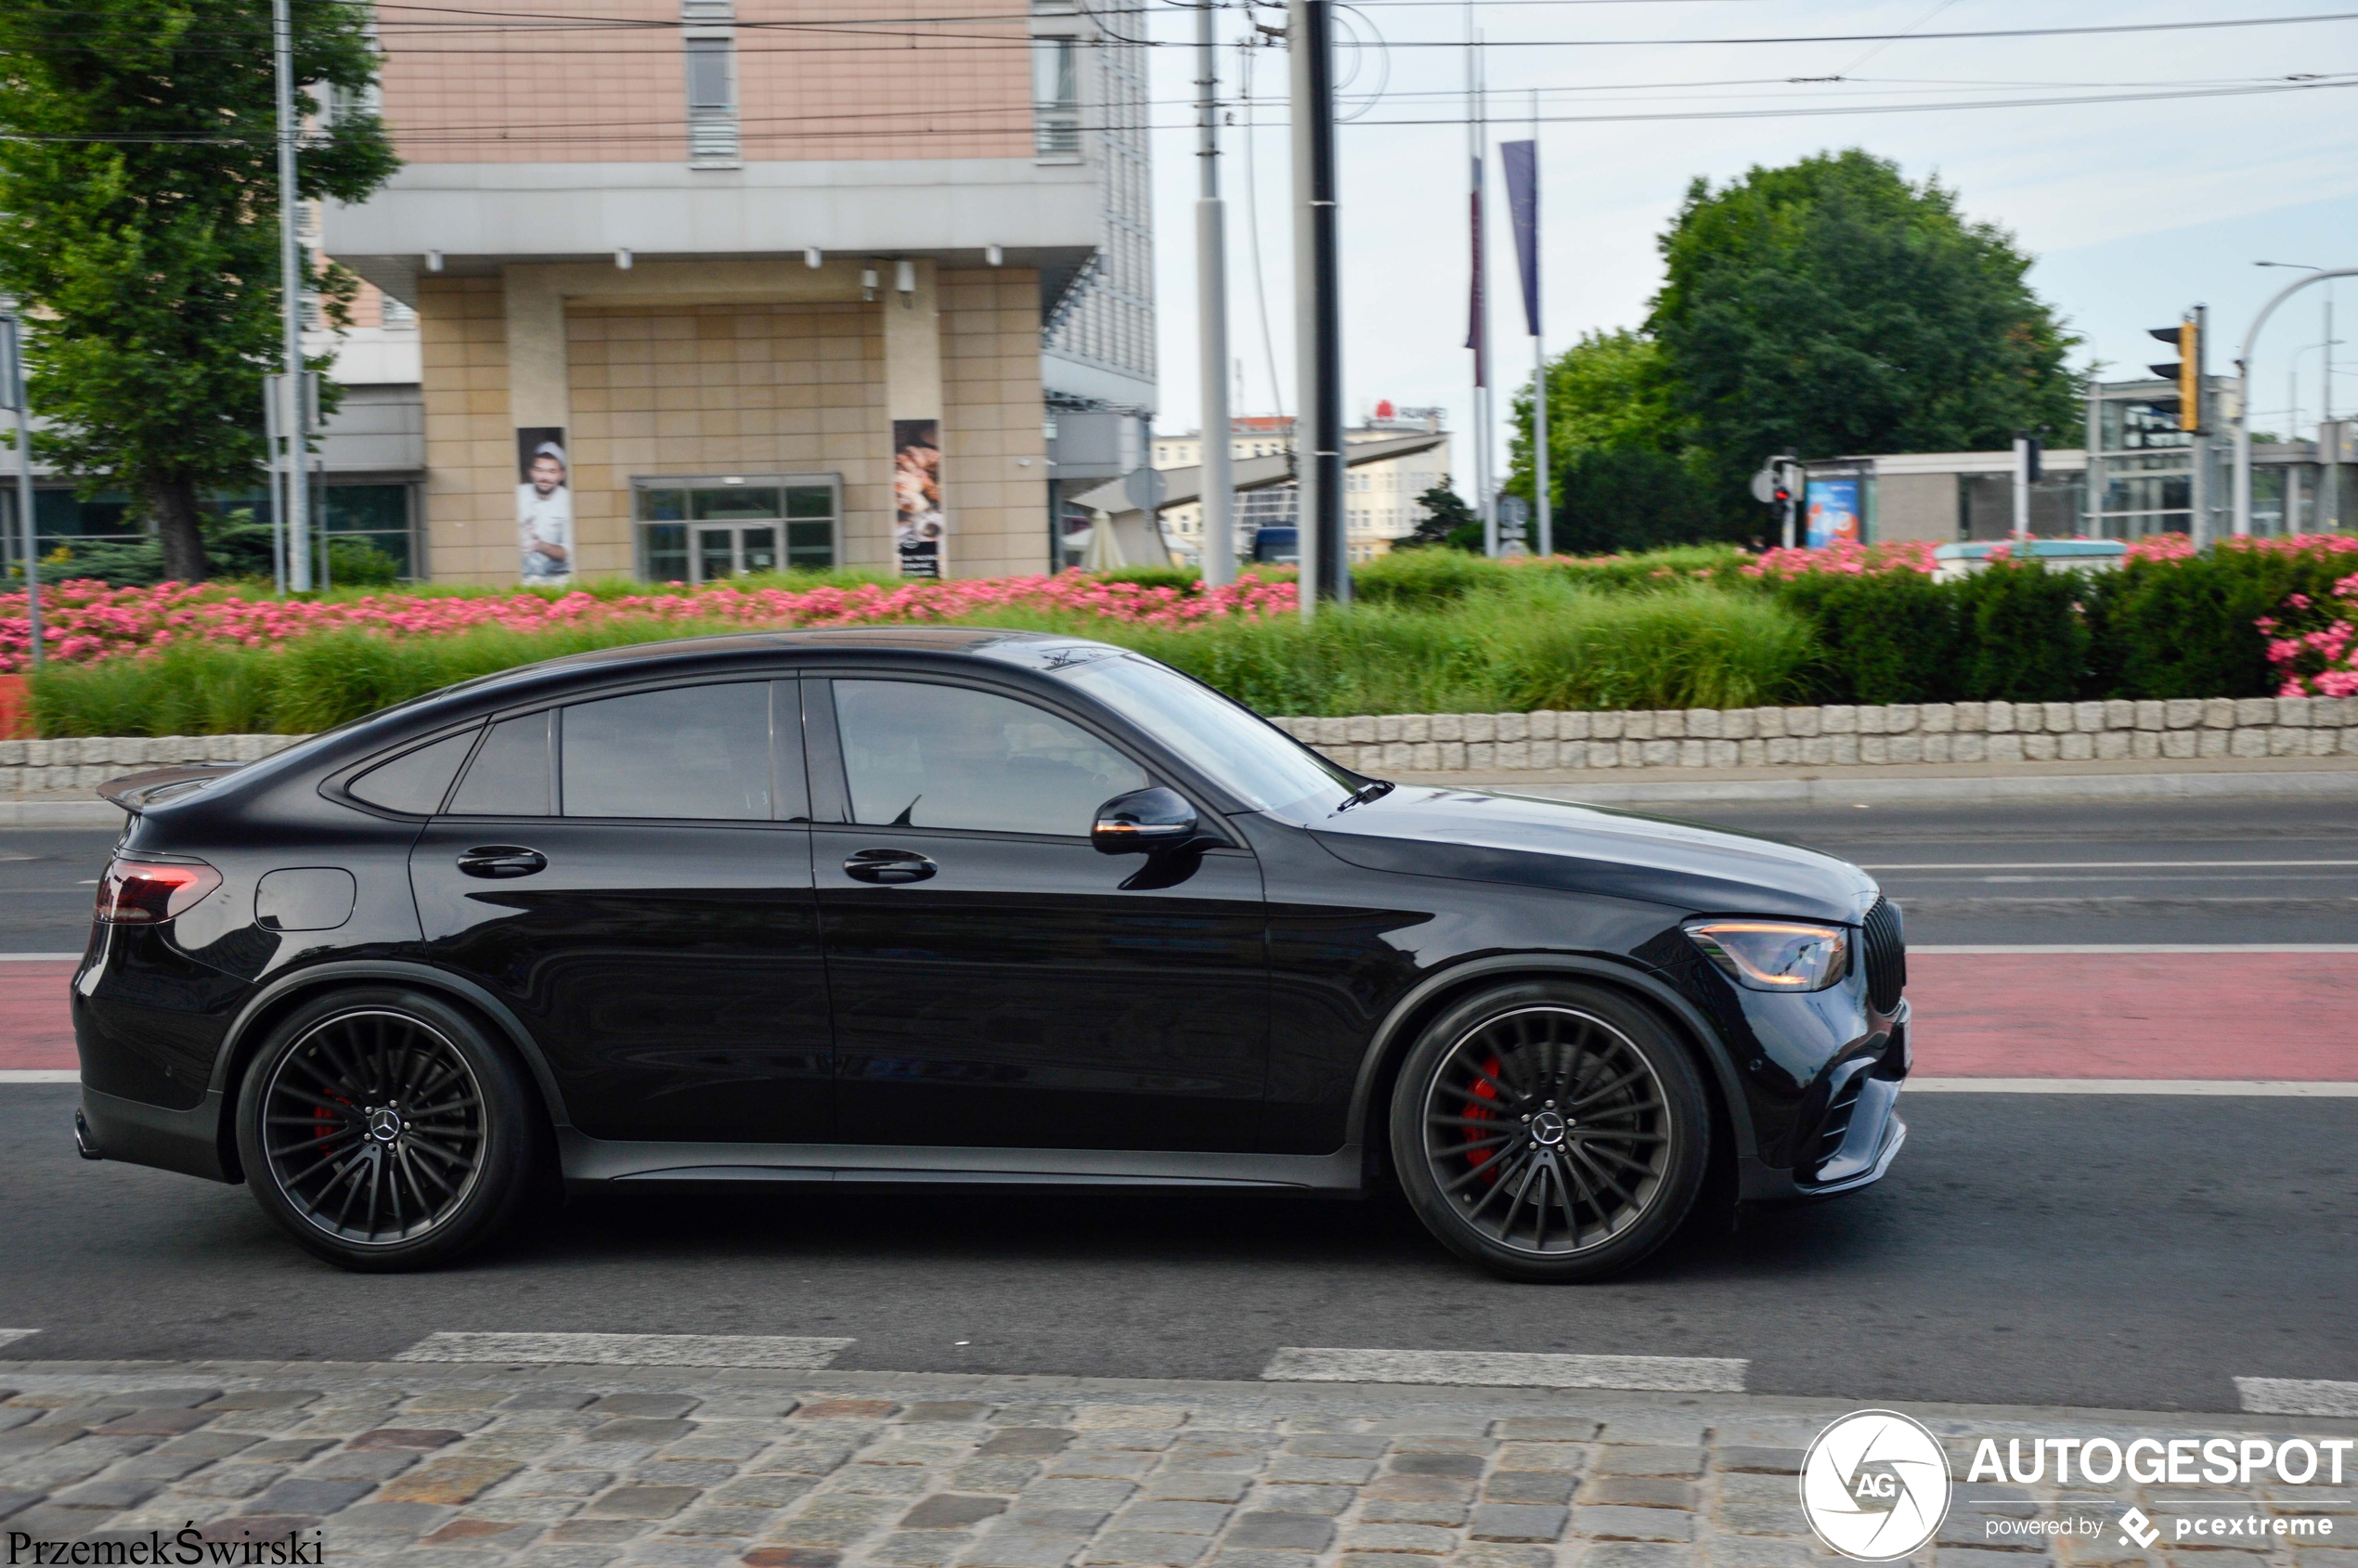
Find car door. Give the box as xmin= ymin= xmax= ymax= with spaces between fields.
xmin=807 ymin=674 xmax=1269 ymax=1152
xmin=408 ymin=677 xmax=832 ymax=1144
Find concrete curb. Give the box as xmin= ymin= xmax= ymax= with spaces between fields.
xmin=0 ymin=1358 xmax=2344 ymax=1432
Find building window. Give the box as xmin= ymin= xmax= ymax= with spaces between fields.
xmin=685 ymin=37 xmax=739 ymax=166
xmin=381 ymin=296 xmax=417 ymax=329
xmin=1033 ymin=37 xmax=1080 ymax=156
xmin=635 ymin=475 xmax=838 ymax=582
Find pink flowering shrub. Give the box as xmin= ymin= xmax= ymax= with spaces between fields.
xmin=0 ymin=572 xmax=1301 ymax=674
xmin=1739 ymin=539 xmax=1938 ymax=579
xmin=2261 ymin=570 xmax=2358 ymax=698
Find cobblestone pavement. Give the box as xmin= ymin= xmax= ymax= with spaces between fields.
xmin=0 ymin=1363 xmax=2352 ymax=1568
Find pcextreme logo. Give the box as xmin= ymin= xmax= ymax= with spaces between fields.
xmin=1800 ymin=1409 xmax=1955 ymax=1562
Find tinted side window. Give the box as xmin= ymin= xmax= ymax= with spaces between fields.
xmin=834 ymin=680 xmax=1147 ymax=836
xmin=562 ymin=682 xmax=773 ymax=821
xmin=447 ymin=712 xmax=552 ymax=816
xmin=348 ymin=728 xmax=480 ymax=814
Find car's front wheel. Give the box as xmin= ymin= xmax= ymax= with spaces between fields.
xmin=1390 ymin=980 xmax=1710 ymax=1282
xmin=234 ymin=987 xmax=543 ymax=1272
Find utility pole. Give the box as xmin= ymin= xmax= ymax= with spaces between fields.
xmin=1289 ymin=0 xmax=1345 ymax=609
xmin=1196 ymin=0 xmax=1235 ymax=587
xmin=1464 ymin=18 xmax=1494 ymax=557
xmin=0 ymin=306 xmax=41 ymax=666
xmin=273 ymin=0 xmax=311 ymax=592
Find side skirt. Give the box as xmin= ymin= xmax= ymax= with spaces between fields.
xmin=559 ymin=1133 xmax=1365 ymax=1193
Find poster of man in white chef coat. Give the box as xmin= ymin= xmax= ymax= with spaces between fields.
xmin=515 ymin=429 xmax=574 ymax=585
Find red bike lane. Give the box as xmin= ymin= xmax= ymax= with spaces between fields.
xmin=3 ymin=951 xmax=2354 ymax=1081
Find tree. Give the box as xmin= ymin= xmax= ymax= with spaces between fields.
xmin=1394 ymin=482 xmax=1484 ymax=551
xmin=1502 ymin=329 xmax=1735 ymax=554
xmin=0 ymin=0 xmax=397 ymax=579
xmin=1647 ymin=149 xmax=2080 ymax=511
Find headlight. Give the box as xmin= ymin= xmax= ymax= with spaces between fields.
xmin=1685 ymin=920 xmax=1849 ymax=992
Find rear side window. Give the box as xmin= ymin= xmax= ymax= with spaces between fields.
xmin=447 ymin=712 xmax=552 ymax=816
xmin=562 ymin=682 xmax=773 ymax=820
xmin=348 ymin=728 xmax=480 ymax=815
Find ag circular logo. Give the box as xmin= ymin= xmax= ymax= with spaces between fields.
xmin=1799 ymin=1409 xmax=1953 ymax=1561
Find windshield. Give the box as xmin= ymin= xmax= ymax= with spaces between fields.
xmin=1058 ymin=654 xmax=1355 ymax=814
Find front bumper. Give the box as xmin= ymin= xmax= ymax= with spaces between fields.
xmin=1737 ymin=1006 xmax=1911 ymax=1203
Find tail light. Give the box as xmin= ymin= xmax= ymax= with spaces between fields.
xmin=95 ymin=858 xmax=223 ymax=925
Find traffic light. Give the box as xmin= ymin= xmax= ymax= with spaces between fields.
xmin=2148 ymin=318 xmax=2200 ymax=433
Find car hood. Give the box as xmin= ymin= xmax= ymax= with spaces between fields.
xmin=1303 ymin=785 xmax=1877 ymax=922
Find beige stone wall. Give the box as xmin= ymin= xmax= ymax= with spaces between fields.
xmin=379 ymin=0 xmax=1029 ymax=166
xmin=419 ymin=277 xmax=514 ymax=584
xmin=940 ymin=269 xmax=1048 ymax=579
xmin=415 ymin=266 xmax=1047 ymax=585
xmin=568 ymin=302 xmax=890 ymax=576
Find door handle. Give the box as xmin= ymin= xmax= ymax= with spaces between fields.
xmin=458 ymin=846 xmax=548 ymax=879
xmin=843 ymin=849 xmax=937 ymax=885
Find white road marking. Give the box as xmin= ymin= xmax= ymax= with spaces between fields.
xmin=1911 ymin=944 xmax=2358 ymax=954
xmin=0 ymin=1329 xmax=39 ymax=1348
xmin=394 ymin=1332 xmax=855 ymax=1369
xmin=1908 ymin=1078 xmax=2358 ymax=1095
xmin=1261 ymin=1348 xmax=1746 ymax=1392
xmin=0 ymin=1070 xmax=76 ymax=1084
xmin=0 ymin=952 xmax=81 ymax=962
xmin=2236 ymin=1378 xmax=2358 ymax=1418
xmin=1868 ymin=861 xmax=2358 ymax=871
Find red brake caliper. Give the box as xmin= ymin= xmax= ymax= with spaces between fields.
xmin=1463 ymin=1055 xmax=1506 ymax=1179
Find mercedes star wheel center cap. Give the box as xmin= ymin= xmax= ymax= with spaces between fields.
xmin=1530 ymin=1109 xmax=1568 ymax=1147
xmin=367 ymin=1107 xmax=402 ymax=1144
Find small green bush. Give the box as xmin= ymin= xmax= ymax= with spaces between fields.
xmin=1953 ymin=562 xmax=2088 ymax=703
xmin=2082 ymin=543 xmax=2358 ymax=698
xmin=1770 ymin=570 xmax=1960 ymax=704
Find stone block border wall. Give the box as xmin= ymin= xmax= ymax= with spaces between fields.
xmin=6 ymin=696 xmax=2358 ymax=793
xmin=1268 ymin=696 xmax=2358 ymax=775
xmin=0 ymin=733 xmax=305 ymax=795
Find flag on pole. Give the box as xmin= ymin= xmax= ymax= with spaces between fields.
xmin=1466 ymin=157 xmax=1486 ymax=388
xmin=1501 ymin=139 xmax=1539 ymax=338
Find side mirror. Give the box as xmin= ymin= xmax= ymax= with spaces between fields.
xmin=1092 ymin=786 xmax=1198 ymax=856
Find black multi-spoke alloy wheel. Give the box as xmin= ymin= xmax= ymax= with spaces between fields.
xmin=1390 ymin=981 xmax=1710 ymax=1282
xmin=235 ymin=988 xmax=543 ymax=1271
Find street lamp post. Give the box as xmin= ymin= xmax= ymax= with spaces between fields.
xmin=273 ymin=0 xmax=311 ymax=592
xmin=2238 ymin=264 xmax=2358 ymax=538
xmin=0 ymin=306 xmax=40 ymax=667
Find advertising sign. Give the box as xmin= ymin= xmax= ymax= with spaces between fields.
xmin=892 ymin=419 xmax=943 ymax=578
xmin=515 ymin=427 xmax=573 ymax=585
xmin=1805 ymin=473 xmax=1861 ymax=549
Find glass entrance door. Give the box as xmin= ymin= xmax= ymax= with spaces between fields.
xmin=636 ymin=477 xmax=839 ymax=583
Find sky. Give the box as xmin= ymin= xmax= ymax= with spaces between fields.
xmin=1136 ymin=0 xmax=2358 ymax=483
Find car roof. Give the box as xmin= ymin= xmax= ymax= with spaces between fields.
xmin=414 ymin=626 xmax=1127 ymax=708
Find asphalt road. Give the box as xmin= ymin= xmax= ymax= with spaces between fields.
xmin=0 ymin=1082 xmax=2351 ymax=1414
xmin=2 ymin=798 xmax=2352 ymax=1413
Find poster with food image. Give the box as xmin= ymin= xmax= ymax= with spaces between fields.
xmin=892 ymin=419 xmax=944 ymax=578
xmin=515 ymin=427 xmax=574 ymax=584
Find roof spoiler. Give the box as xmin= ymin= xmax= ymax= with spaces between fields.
xmin=95 ymin=764 xmax=244 ymax=815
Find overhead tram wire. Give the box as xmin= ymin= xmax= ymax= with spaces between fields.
xmin=20 ymin=71 xmax=2352 ymax=148
xmin=19 ymin=4 xmax=2354 ymax=46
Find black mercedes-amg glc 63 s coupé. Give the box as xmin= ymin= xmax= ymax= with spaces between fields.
xmin=72 ymin=629 xmax=1908 ymax=1278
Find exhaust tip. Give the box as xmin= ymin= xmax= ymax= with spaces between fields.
xmin=73 ymin=1108 xmax=102 ymax=1161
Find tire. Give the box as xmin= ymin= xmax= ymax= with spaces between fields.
xmin=1389 ymin=980 xmax=1711 ymax=1282
xmin=234 ymin=987 xmax=545 ymax=1272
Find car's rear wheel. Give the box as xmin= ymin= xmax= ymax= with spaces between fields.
xmin=234 ymin=988 xmax=542 ymax=1272
xmin=1389 ymin=980 xmax=1710 ymax=1282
